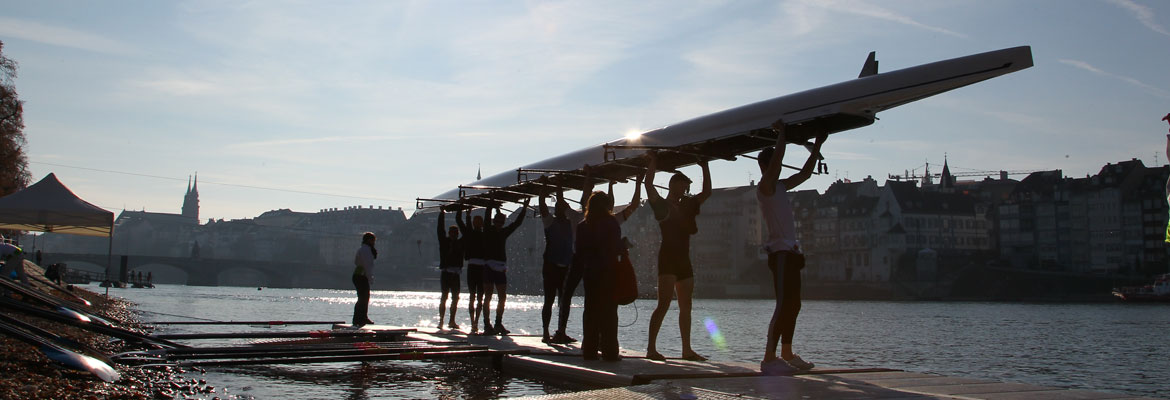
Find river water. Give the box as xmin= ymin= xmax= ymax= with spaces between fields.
xmin=98 ymin=284 xmax=1169 ymax=399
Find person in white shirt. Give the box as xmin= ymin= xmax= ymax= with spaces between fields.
xmin=352 ymin=232 xmax=377 ymax=327
xmin=756 ymin=120 xmax=827 ymax=375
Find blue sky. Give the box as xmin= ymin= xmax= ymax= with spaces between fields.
xmin=2 ymin=0 xmax=1167 ymax=220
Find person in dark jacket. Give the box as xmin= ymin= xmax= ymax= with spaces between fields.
xmin=480 ymin=199 xmax=529 ymax=335
xmin=456 ymin=207 xmax=489 ymax=334
xmin=539 ymin=188 xmax=576 ymax=343
xmin=576 ymin=191 xmax=623 ymax=361
xmin=436 ymin=210 xmax=464 ymax=330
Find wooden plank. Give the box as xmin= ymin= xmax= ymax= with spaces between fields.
xmin=864 ymin=376 xmax=994 ymax=388
xmin=968 ymin=390 xmax=1137 ymax=400
xmin=656 ymin=376 xmax=955 ymax=399
xmin=899 ymin=382 xmax=1059 ymax=396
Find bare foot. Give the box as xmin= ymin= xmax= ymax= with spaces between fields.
xmin=682 ymin=351 xmax=707 ymax=361
xmin=645 ymin=350 xmax=666 ymax=361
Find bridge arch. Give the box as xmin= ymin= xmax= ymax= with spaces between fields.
xmin=217 ymin=266 xmax=275 ymax=288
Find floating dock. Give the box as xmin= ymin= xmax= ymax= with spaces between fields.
xmin=336 ymin=325 xmax=1159 ymax=400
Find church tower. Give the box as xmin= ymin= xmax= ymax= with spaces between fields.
xmin=182 ymin=174 xmax=199 ymax=221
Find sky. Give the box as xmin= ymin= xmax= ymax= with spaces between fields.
xmin=1 ymin=0 xmax=1168 ymax=221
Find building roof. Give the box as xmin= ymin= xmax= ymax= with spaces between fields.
xmin=886 ymin=180 xmax=976 ymax=215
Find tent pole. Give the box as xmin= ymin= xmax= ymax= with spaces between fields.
xmin=106 ymin=233 xmax=113 ymax=297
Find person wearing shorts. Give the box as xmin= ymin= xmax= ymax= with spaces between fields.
xmin=480 ymin=200 xmax=529 ymax=335
xmin=456 ymin=207 xmax=489 ymax=334
xmin=643 ymin=152 xmax=711 ymax=362
xmin=436 ymin=209 xmax=464 ymax=330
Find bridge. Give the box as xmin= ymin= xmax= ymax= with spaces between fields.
xmin=37 ymin=253 xmax=349 ymax=288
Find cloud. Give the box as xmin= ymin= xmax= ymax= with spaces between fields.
xmin=1058 ymin=59 xmax=1170 ymax=99
xmin=1107 ymin=0 xmax=1170 ymax=36
xmin=808 ymin=0 xmax=967 ymax=39
xmin=0 ymin=17 xmax=135 ymax=55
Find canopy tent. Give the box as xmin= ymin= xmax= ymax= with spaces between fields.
xmin=0 ymin=173 xmax=113 ymax=237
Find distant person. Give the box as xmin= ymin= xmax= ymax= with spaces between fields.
xmin=755 ymin=120 xmax=827 ymax=374
xmin=576 ymin=191 xmax=624 ymax=361
xmin=644 ymin=151 xmax=711 ymax=362
xmin=352 ymin=232 xmax=377 ymax=327
xmin=436 ymin=209 xmax=464 ymax=330
xmin=456 ymin=207 xmax=490 ymax=334
xmin=35 ymin=249 xmax=42 ymax=266
xmin=0 ymin=243 xmax=26 ymax=285
xmin=481 ymin=200 xmax=529 ymax=335
xmin=539 ymin=187 xmax=579 ymax=343
xmin=44 ymin=263 xmax=61 ymax=285
xmin=147 ymin=271 xmax=152 ymax=283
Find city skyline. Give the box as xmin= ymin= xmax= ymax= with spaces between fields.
xmin=2 ymin=1 xmax=1168 ymax=220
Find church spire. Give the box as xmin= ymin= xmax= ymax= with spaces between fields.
xmin=182 ymin=172 xmax=200 ymax=221
xmin=476 ymin=164 xmax=482 ymax=180
xmin=941 ymin=154 xmax=955 ymax=189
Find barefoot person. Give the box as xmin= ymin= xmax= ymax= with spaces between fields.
xmin=481 ymin=200 xmax=530 ymax=335
xmin=756 ymin=120 xmax=827 ymax=374
xmin=352 ymin=232 xmax=377 ymax=327
xmin=577 ymin=191 xmax=624 ymax=361
xmin=456 ymin=208 xmax=489 ymax=334
xmin=436 ymin=209 xmax=464 ymax=330
xmin=644 ymin=152 xmax=711 ymax=361
xmin=0 ymin=243 xmax=26 ymax=286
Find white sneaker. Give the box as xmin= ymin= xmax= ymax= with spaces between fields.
xmin=760 ymin=359 xmax=796 ymax=375
xmin=784 ymin=355 xmax=815 ymax=370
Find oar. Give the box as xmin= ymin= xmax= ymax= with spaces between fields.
xmin=0 ymin=277 xmax=119 ymax=325
xmin=29 ymin=273 xmax=92 ymax=306
xmin=0 ymin=320 xmax=120 ymax=382
xmin=149 ymin=320 xmax=345 ymax=326
xmin=0 ymin=312 xmax=112 ymax=364
xmin=151 ymin=328 xmax=415 ymax=340
xmin=0 ymin=296 xmax=185 ymax=348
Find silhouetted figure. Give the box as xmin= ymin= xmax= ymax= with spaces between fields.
xmin=480 ymin=200 xmax=529 ymax=335
xmin=1165 ymin=133 xmax=1170 ymax=243
xmin=577 ymin=191 xmax=623 ymax=361
xmin=0 ymin=243 xmax=26 ymax=285
xmin=436 ymin=210 xmax=464 ymax=330
xmin=352 ymin=232 xmax=377 ymax=327
xmin=756 ymin=120 xmax=827 ymax=374
xmin=456 ymin=208 xmax=489 ymax=334
xmin=1163 ymin=113 xmax=1170 ymax=133
xmin=44 ymin=263 xmax=61 ymax=285
xmin=147 ymin=271 xmax=152 ymax=283
xmin=644 ymin=151 xmax=711 ymax=362
xmin=539 ymin=186 xmax=581 ymax=343
xmin=552 ymin=171 xmax=644 ymax=345
xmin=34 ymin=249 xmax=41 ymax=266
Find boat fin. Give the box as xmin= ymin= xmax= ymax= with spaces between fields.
xmin=859 ymin=51 xmax=878 ymax=78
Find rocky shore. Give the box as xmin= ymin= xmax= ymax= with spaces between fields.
xmin=1 ymin=261 xmax=222 ymax=400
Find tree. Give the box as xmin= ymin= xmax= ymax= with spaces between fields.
xmin=0 ymin=40 xmax=30 ymax=197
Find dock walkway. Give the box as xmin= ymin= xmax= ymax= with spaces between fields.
xmin=341 ymin=325 xmax=1158 ymax=400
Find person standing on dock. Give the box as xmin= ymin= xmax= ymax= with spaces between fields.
xmin=551 ymin=169 xmax=643 ymax=344
xmin=351 ymin=232 xmax=377 ymax=327
xmin=577 ymin=191 xmax=624 ymax=361
xmin=755 ymin=120 xmax=827 ymax=374
xmin=539 ymin=187 xmax=579 ymax=343
xmin=480 ymin=200 xmax=529 ymax=335
xmin=436 ymin=209 xmax=464 ymax=330
xmin=644 ymin=151 xmax=711 ymax=362
xmin=456 ymin=208 xmax=489 ymax=334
